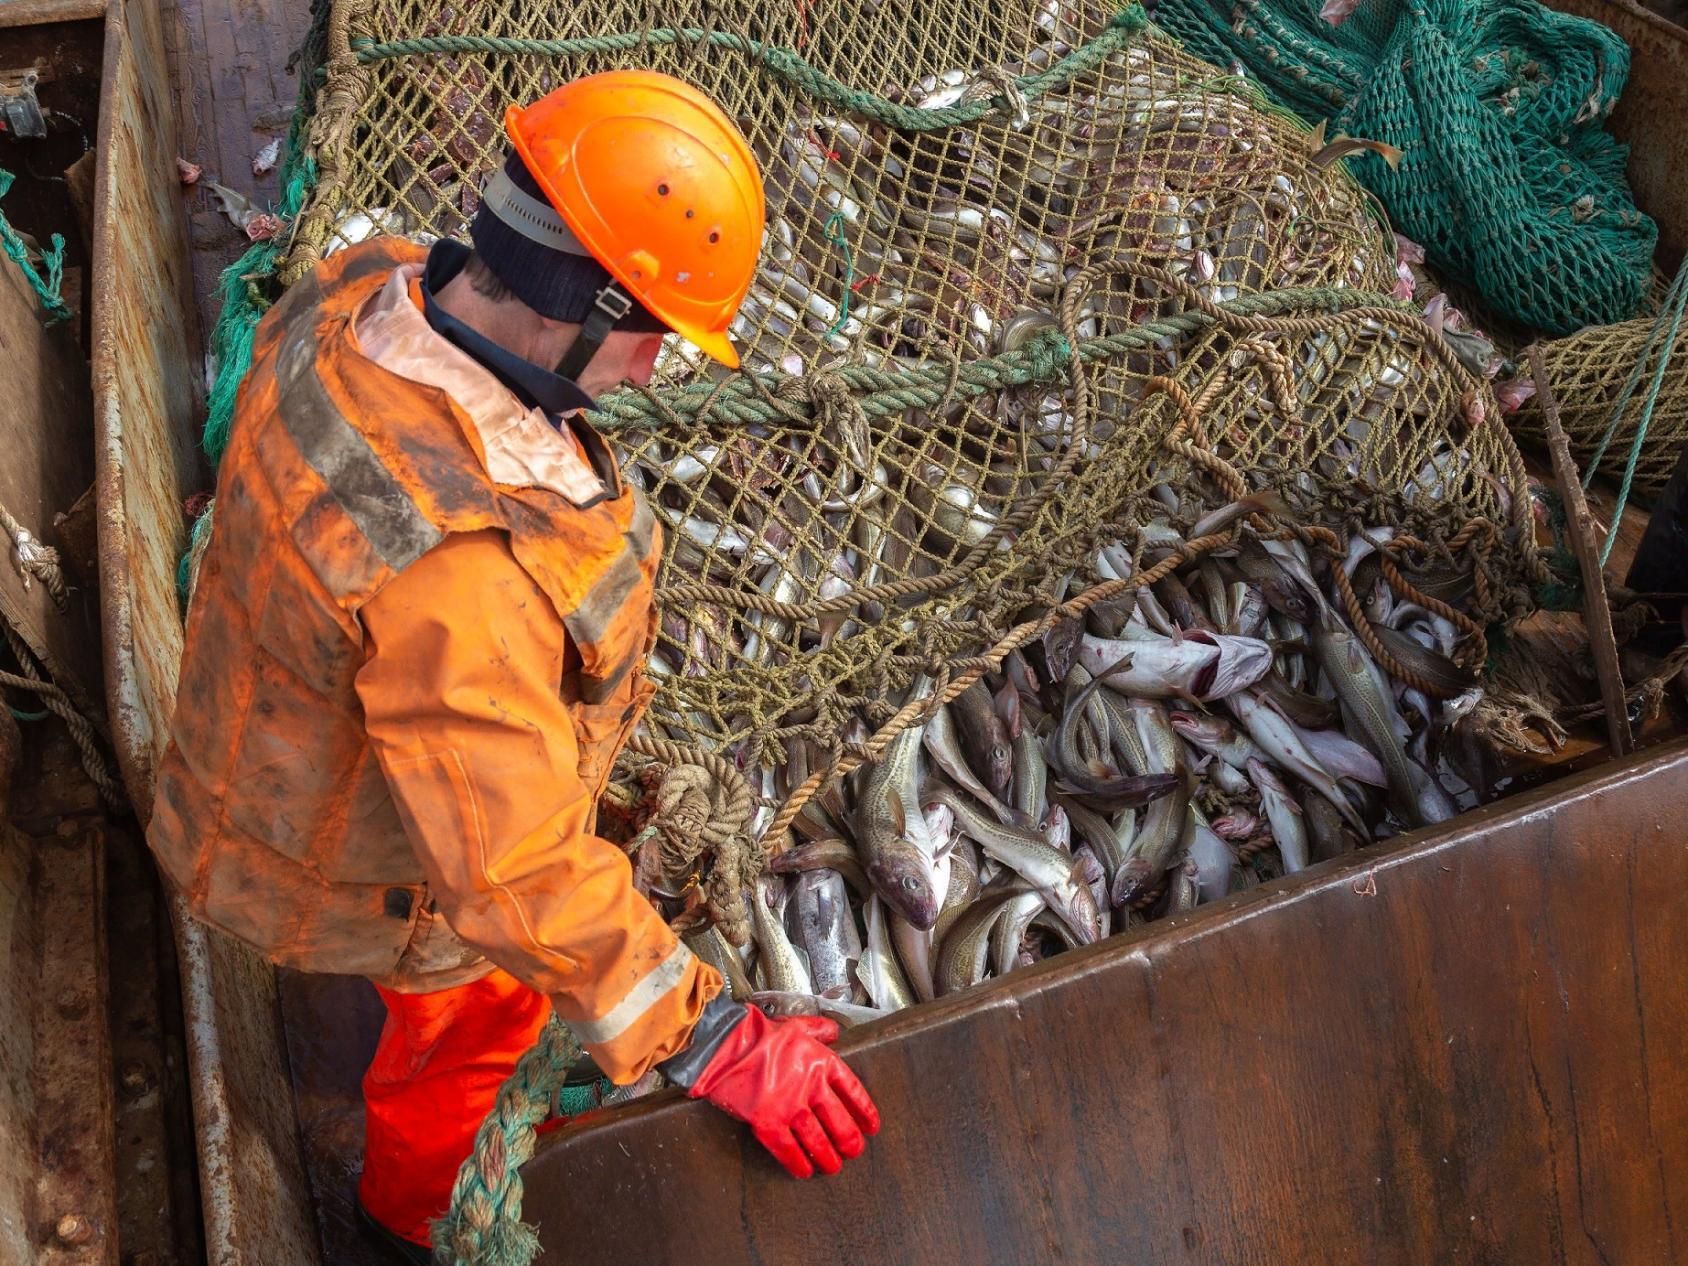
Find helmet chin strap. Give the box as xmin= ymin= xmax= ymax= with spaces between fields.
xmin=479 ymin=163 xmax=635 ymax=384
xmin=555 ymin=281 xmax=633 ymax=383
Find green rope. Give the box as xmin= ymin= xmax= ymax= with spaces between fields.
xmin=1578 ymin=255 xmax=1688 ymax=568
xmin=432 ymin=1018 xmax=583 ymax=1266
xmin=8 ymin=706 xmax=48 ymax=722
xmin=350 ymin=5 xmax=1149 ymax=134
xmin=0 ymin=169 xmax=72 ymax=326
xmin=822 ymin=211 xmax=853 ymax=341
xmin=591 ymin=283 xmax=1405 ymax=431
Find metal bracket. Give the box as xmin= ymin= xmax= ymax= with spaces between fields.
xmin=0 ymin=67 xmax=48 ymax=140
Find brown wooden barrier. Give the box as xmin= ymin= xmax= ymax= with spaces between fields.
xmin=521 ymin=738 xmax=1688 ymax=1265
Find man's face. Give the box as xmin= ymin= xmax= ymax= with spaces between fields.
xmin=575 ymin=330 xmax=666 ymax=397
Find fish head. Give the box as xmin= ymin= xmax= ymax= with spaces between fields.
xmin=867 ymin=844 xmax=942 ymax=931
xmin=1058 ymin=870 xmax=1105 ymax=945
xmin=1186 ymin=631 xmax=1274 ymax=700
xmin=1168 ymin=711 xmax=1220 ymax=744
xmin=987 ymin=741 xmax=1014 ymax=793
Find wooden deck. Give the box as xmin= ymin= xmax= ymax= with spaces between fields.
xmin=160 ymin=0 xmax=311 ymax=341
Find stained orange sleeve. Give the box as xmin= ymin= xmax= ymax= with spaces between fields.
xmin=355 ymin=529 xmax=721 ymax=1082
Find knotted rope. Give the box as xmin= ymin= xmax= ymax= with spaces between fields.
xmin=0 ymin=623 xmax=122 ymax=809
xmin=623 ymin=734 xmax=758 ymax=946
xmin=0 ymin=501 xmax=67 ymax=611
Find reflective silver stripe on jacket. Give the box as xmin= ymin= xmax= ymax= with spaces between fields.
xmin=567 ymin=942 xmax=696 ymax=1046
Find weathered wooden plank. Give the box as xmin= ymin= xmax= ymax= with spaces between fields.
xmin=522 ymin=740 xmax=1688 ymax=1265
xmin=0 ymin=0 xmax=104 ymax=24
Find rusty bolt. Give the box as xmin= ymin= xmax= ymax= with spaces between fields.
xmin=54 ymin=1214 xmax=92 ymax=1246
xmin=119 ymin=1061 xmax=151 ymax=1097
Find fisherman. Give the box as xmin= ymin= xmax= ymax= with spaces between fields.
xmin=148 ymin=71 xmax=878 ymax=1263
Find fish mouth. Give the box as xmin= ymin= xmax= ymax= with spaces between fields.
xmin=1109 ymin=858 xmax=1156 ymax=909
xmin=867 ymin=859 xmax=941 ymax=931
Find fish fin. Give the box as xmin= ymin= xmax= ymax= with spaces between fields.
xmin=887 ymin=790 xmax=907 ymax=837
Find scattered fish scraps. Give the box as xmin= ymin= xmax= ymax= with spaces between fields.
xmin=176 ymin=157 xmax=202 ymax=185
xmin=252 ymin=137 xmax=282 ymax=177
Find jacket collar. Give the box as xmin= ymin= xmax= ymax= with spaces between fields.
xmin=420 ymin=239 xmax=598 ymax=420
xmin=351 ymin=252 xmax=623 ymax=507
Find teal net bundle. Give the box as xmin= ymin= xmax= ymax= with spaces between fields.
xmin=1151 ymin=0 xmax=1657 ymax=335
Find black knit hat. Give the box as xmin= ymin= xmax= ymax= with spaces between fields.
xmin=468 ymin=151 xmax=667 ymax=332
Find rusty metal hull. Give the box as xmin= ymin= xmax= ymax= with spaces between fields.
xmin=521 ymin=738 xmax=1688 ymax=1265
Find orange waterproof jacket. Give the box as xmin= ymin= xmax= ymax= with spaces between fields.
xmin=149 ymin=239 xmax=720 ymax=1081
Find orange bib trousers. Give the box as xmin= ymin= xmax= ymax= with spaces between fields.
xmin=358 ymin=970 xmax=552 ymax=1246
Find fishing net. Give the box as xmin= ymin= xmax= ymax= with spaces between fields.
xmin=1151 ymin=0 xmax=1657 ymax=337
xmin=1510 ymin=311 xmax=1688 ymax=509
xmin=253 ymin=0 xmax=1544 ymax=846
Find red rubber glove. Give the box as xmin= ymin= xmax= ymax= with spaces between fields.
xmin=687 ymin=1006 xmax=880 ymax=1179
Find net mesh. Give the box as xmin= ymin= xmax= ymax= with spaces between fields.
xmin=1511 ymin=314 xmax=1688 ymax=507
xmin=280 ymin=0 xmax=1542 ymax=815
xmin=1151 ymin=0 xmax=1658 ymax=337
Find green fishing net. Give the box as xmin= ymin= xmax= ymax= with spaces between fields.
xmin=1151 ymin=0 xmax=1657 ymax=335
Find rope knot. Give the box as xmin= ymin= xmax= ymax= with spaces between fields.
xmin=960 ymin=65 xmax=1031 ymax=129
xmin=0 ymin=507 xmax=66 ymax=612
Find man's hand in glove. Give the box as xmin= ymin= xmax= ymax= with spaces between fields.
xmin=658 ymin=996 xmax=879 ymax=1178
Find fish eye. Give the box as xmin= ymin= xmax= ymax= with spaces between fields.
xmin=902 ymin=876 xmax=920 ymax=891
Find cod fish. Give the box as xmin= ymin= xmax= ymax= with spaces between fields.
xmin=952 ymin=681 xmax=1014 ymax=794
xmin=854 ymin=677 xmax=946 ymax=929
xmin=788 ymin=869 xmax=862 ymax=1001
xmin=858 ymin=895 xmax=916 ymax=1012
xmin=925 ymin=781 xmax=1103 ymax=945
xmin=1078 ymin=630 xmax=1273 ymax=702
xmin=1312 ymin=615 xmax=1456 ymax=827
xmin=752 ymin=876 xmax=813 ymax=995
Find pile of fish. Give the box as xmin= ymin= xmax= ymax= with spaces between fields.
xmin=661 ymin=32 xmax=1389 ymax=382
xmin=668 ymin=512 xmax=1488 ymax=1024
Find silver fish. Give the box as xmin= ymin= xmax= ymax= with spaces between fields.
xmin=857 ymin=895 xmax=916 ymax=1012
xmin=750 ymin=991 xmax=887 ymax=1028
xmin=788 ymin=869 xmax=862 ymax=1001
xmin=1078 ymin=631 xmax=1273 ymax=702
xmin=935 ymin=879 xmax=1032 ymax=996
xmin=1249 ymin=758 xmax=1309 ymax=873
xmin=952 ymin=681 xmax=1014 ymax=794
xmin=1312 ymin=615 xmax=1454 ymax=827
xmin=1168 ymin=711 xmax=1263 ymax=770
xmin=853 ymin=677 xmax=946 ymax=929
xmin=1011 ymin=724 xmax=1050 ymax=825
xmin=923 ymin=704 xmax=1026 ymax=826
xmin=751 ymin=876 xmax=812 ymax=996
xmin=685 ymin=925 xmax=754 ymax=1001
xmin=1228 ymin=691 xmax=1370 ymax=835
xmin=924 ymin=782 xmax=1103 ymax=945
xmin=989 ymin=887 xmax=1048 ymax=977
xmin=1185 ymin=810 xmax=1235 ymax=903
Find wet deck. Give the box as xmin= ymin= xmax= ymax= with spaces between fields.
xmin=162 ymin=0 xmax=311 ymax=339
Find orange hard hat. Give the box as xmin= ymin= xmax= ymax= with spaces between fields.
xmin=505 ymin=70 xmax=765 ymax=369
